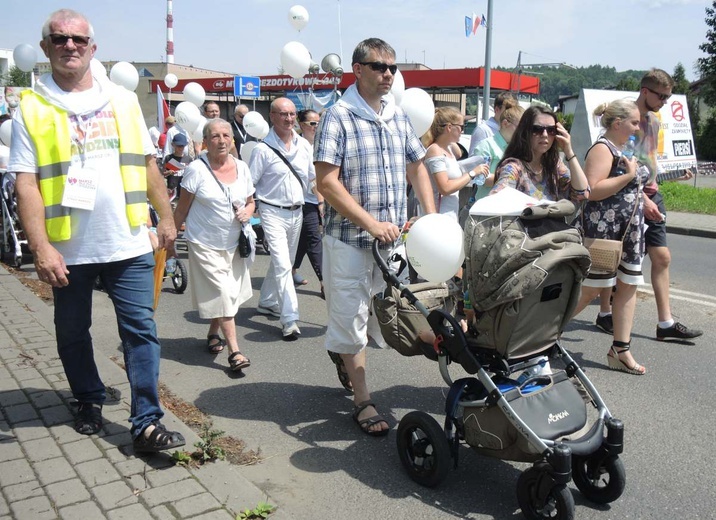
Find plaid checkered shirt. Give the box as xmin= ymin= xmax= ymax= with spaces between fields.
xmin=313 ymin=100 xmax=425 ymax=249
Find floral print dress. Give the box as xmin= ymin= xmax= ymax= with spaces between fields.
xmin=576 ymin=137 xmax=650 ymax=266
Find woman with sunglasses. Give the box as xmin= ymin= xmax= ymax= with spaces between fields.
xmin=571 ymin=99 xmax=648 ymax=375
xmin=491 ymin=105 xmax=589 ymax=202
xmin=291 ymin=109 xmax=325 ymax=296
xmin=422 ymin=107 xmax=489 ymax=222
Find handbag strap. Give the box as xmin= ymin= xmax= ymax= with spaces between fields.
xmin=264 ymin=143 xmax=306 ymax=190
xmin=199 ymin=154 xmax=238 ymax=215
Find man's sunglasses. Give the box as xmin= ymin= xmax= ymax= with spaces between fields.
xmin=48 ymin=34 xmax=91 ymax=47
xmin=302 ymin=121 xmax=319 ymax=127
xmin=359 ymin=61 xmax=398 ymax=75
xmin=644 ymin=86 xmax=671 ymax=102
xmin=531 ymin=124 xmax=558 ymax=136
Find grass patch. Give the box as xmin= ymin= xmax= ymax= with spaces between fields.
xmin=660 ymin=182 xmax=716 ymax=215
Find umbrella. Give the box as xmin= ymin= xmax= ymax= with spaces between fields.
xmin=153 ymin=247 xmax=167 ymax=310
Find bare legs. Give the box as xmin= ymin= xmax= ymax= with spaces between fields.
xmin=209 ymin=317 xmax=248 ymax=363
xmin=647 ymin=245 xmax=672 ymax=322
xmin=339 ymin=350 xmax=388 ymax=435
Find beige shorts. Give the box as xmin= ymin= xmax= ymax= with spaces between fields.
xmin=322 ymin=235 xmax=388 ymax=355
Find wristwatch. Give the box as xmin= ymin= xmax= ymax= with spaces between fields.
xmin=468 ymin=170 xmax=477 ymax=179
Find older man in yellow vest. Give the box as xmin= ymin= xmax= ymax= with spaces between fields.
xmin=10 ymin=9 xmax=185 ymax=453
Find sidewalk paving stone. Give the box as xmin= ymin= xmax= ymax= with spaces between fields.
xmin=14 ymin=419 xmax=52 ymax=442
xmin=3 ymin=480 xmax=44 ymax=502
xmin=107 ymin=503 xmax=154 ymax=520
xmin=0 ymin=438 xmax=23 ymax=461
xmin=0 ymin=458 xmax=35 ymax=487
xmin=75 ymin=458 xmax=122 ymax=487
xmin=45 ymin=478 xmax=91 ymax=508
xmin=22 ymin=437 xmax=64 ymax=463
xmin=59 ymin=500 xmax=106 ymax=520
xmin=33 ymin=457 xmax=77 ymax=486
xmin=139 ymin=478 xmax=206 ymax=508
xmin=28 ymin=389 xmax=64 ymax=409
xmin=0 ymin=389 xmax=28 ymax=407
xmin=62 ymin=437 xmax=104 ymax=464
xmin=174 ymin=492 xmax=224 ymax=518
xmin=4 ymin=403 xmax=39 ymax=425
xmin=91 ymin=479 xmax=138 ymax=510
xmin=9 ymin=495 xmax=55 ymax=520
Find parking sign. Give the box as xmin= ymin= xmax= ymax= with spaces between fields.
xmin=234 ymin=76 xmax=261 ymax=98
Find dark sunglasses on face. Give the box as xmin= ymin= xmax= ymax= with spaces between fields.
xmin=645 ymin=86 xmax=671 ymax=102
xmin=302 ymin=121 xmax=318 ymax=127
xmin=531 ymin=124 xmax=558 ymax=136
xmin=359 ymin=61 xmax=398 ymax=74
xmin=48 ymin=33 xmax=91 ymax=47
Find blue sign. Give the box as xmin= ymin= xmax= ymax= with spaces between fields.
xmin=234 ymin=75 xmax=261 ymax=98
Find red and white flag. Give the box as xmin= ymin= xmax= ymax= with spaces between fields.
xmin=157 ymin=87 xmax=170 ymax=133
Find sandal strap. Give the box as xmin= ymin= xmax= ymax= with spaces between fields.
xmin=353 ymin=400 xmax=375 ymax=418
xmin=145 ymin=423 xmax=180 ymax=446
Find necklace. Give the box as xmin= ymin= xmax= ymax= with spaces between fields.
xmin=523 ymin=160 xmax=543 ymax=177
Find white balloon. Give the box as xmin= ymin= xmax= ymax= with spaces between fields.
xmin=183 ymin=82 xmax=205 ymax=107
xmin=109 ymin=61 xmax=139 ymax=91
xmin=13 ymin=44 xmax=37 ymax=72
xmin=390 ymin=69 xmax=405 ymax=105
xmin=255 ymin=120 xmax=270 ymax=140
xmin=192 ymin=116 xmax=207 ymax=143
xmin=0 ymin=121 xmax=12 ymax=147
xmin=164 ymin=73 xmax=178 ymax=89
xmin=90 ymin=58 xmax=107 ymax=78
xmin=0 ymin=145 xmax=9 ymax=171
xmin=400 ymin=88 xmax=435 ymax=138
xmin=174 ymin=102 xmax=201 ymax=134
xmin=406 ymin=214 xmax=464 ymax=283
xmin=280 ymin=41 xmax=311 ymax=79
xmin=243 ymin=111 xmax=266 ymax=138
xmin=240 ymin=141 xmax=258 ymax=163
xmin=288 ymin=5 xmax=309 ymax=31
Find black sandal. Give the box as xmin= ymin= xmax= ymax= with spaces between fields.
xmin=327 ymin=351 xmax=353 ymax=393
xmin=73 ymin=402 xmax=103 ymax=435
xmin=228 ymin=351 xmax=251 ymax=371
xmin=352 ymin=400 xmax=389 ymax=437
xmin=133 ymin=422 xmax=186 ymax=453
xmin=207 ymin=334 xmax=226 ymax=354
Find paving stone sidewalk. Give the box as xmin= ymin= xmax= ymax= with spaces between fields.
xmin=0 ymin=266 xmax=291 ymax=520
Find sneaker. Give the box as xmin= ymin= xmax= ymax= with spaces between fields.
xmin=595 ymin=314 xmax=613 ymax=334
xmin=656 ymin=322 xmax=703 ymax=341
xmin=257 ymin=305 xmax=281 ymax=318
xmin=282 ymin=321 xmax=301 ymax=341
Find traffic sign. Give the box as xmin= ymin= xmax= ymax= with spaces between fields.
xmin=234 ymin=75 xmax=261 ymax=98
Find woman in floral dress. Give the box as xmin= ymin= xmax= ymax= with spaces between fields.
xmin=571 ymin=99 xmax=650 ymax=375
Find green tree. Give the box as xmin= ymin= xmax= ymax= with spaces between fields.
xmin=672 ymin=63 xmax=690 ymax=94
xmin=614 ymin=76 xmax=640 ymax=92
xmin=697 ymin=1 xmax=716 ymax=106
xmin=0 ymin=65 xmax=31 ymax=87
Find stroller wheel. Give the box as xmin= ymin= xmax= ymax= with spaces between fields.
xmin=572 ymin=454 xmax=625 ymax=504
xmin=396 ymin=411 xmax=451 ymax=488
xmin=171 ymin=259 xmax=188 ymax=294
xmin=516 ymin=467 xmax=574 ymax=520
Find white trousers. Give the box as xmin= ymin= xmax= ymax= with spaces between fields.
xmin=258 ymin=203 xmax=303 ymax=325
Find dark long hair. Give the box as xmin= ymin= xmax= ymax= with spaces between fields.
xmin=496 ymin=105 xmax=560 ymax=197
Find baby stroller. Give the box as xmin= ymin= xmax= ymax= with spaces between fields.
xmin=1 ymin=171 xmax=28 ymax=268
xmin=375 ymin=200 xmax=626 ymax=520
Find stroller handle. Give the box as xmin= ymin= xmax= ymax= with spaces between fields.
xmin=372 ymin=237 xmax=405 ymax=290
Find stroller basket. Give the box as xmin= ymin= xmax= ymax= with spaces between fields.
xmin=371 ymin=239 xmax=459 ymax=358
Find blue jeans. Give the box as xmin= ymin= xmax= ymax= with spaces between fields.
xmin=53 ymin=252 xmax=163 ymax=438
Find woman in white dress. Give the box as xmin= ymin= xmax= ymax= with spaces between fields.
xmin=173 ymin=119 xmax=255 ymax=371
xmin=422 ymin=107 xmax=489 ymax=221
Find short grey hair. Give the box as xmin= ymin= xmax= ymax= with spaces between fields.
xmin=351 ymin=38 xmax=395 ymax=65
xmin=234 ymin=104 xmax=249 ymax=115
xmin=202 ymin=118 xmax=231 ymax=140
xmin=42 ymin=9 xmax=95 ymax=39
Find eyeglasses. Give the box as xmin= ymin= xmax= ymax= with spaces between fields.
xmin=48 ymin=33 xmax=91 ymax=47
xmin=644 ymin=86 xmax=671 ymax=102
xmin=272 ymin=111 xmax=297 ymax=119
xmin=301 ymin=121 xmax=318 ymax=127
xmin=531 ymin=124 xmax=558 ymax=136
xmin=442 ymin=123 xmax=464 ymax=131
xmin=359 ymin=62 xmax=398 ymax=75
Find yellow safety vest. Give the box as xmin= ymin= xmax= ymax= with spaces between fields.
xmin=19 ymin=89 xmax=148 ymax=241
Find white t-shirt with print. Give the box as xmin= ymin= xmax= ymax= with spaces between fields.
xmin=9 ymin=78 xmax=156 ymax=265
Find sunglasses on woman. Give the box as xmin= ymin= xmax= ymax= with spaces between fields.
xmin=302 ymin=121 xmax=318 ymax=127
xmin=48 ymin=33 xmax=91 ymax=47
xmin=531 ymin=124 xmax=558 ymax=136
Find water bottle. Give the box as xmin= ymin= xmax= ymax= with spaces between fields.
xmin=616 ymin=136 xmax=636 ymax=175
xmin=165 ymin=257 xmax=177 ymax=274
xmin=516 ymin=357 xmax=550 ymax=385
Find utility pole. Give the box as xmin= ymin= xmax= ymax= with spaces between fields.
xmin=482 ymin=0 xmax=493 ymax=121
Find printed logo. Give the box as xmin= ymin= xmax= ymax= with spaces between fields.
xmin=68 ymin=177 xmax=77 ymax=184
xmin=672 ymin=140 xmax=693 ymax=157
xmin=213 ymin=80 xmax=225 ymax=89
xmin=547 ymin=410 xmax=570 ymax=424
xmin=671 ymin=101 xmax=685 ymax=122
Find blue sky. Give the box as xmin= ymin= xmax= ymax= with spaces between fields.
xmin=1 ymin=0 xmax=710 ymax=83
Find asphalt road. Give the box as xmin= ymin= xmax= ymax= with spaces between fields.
xmin=81 ymin=233 xmax=715 ymax=520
